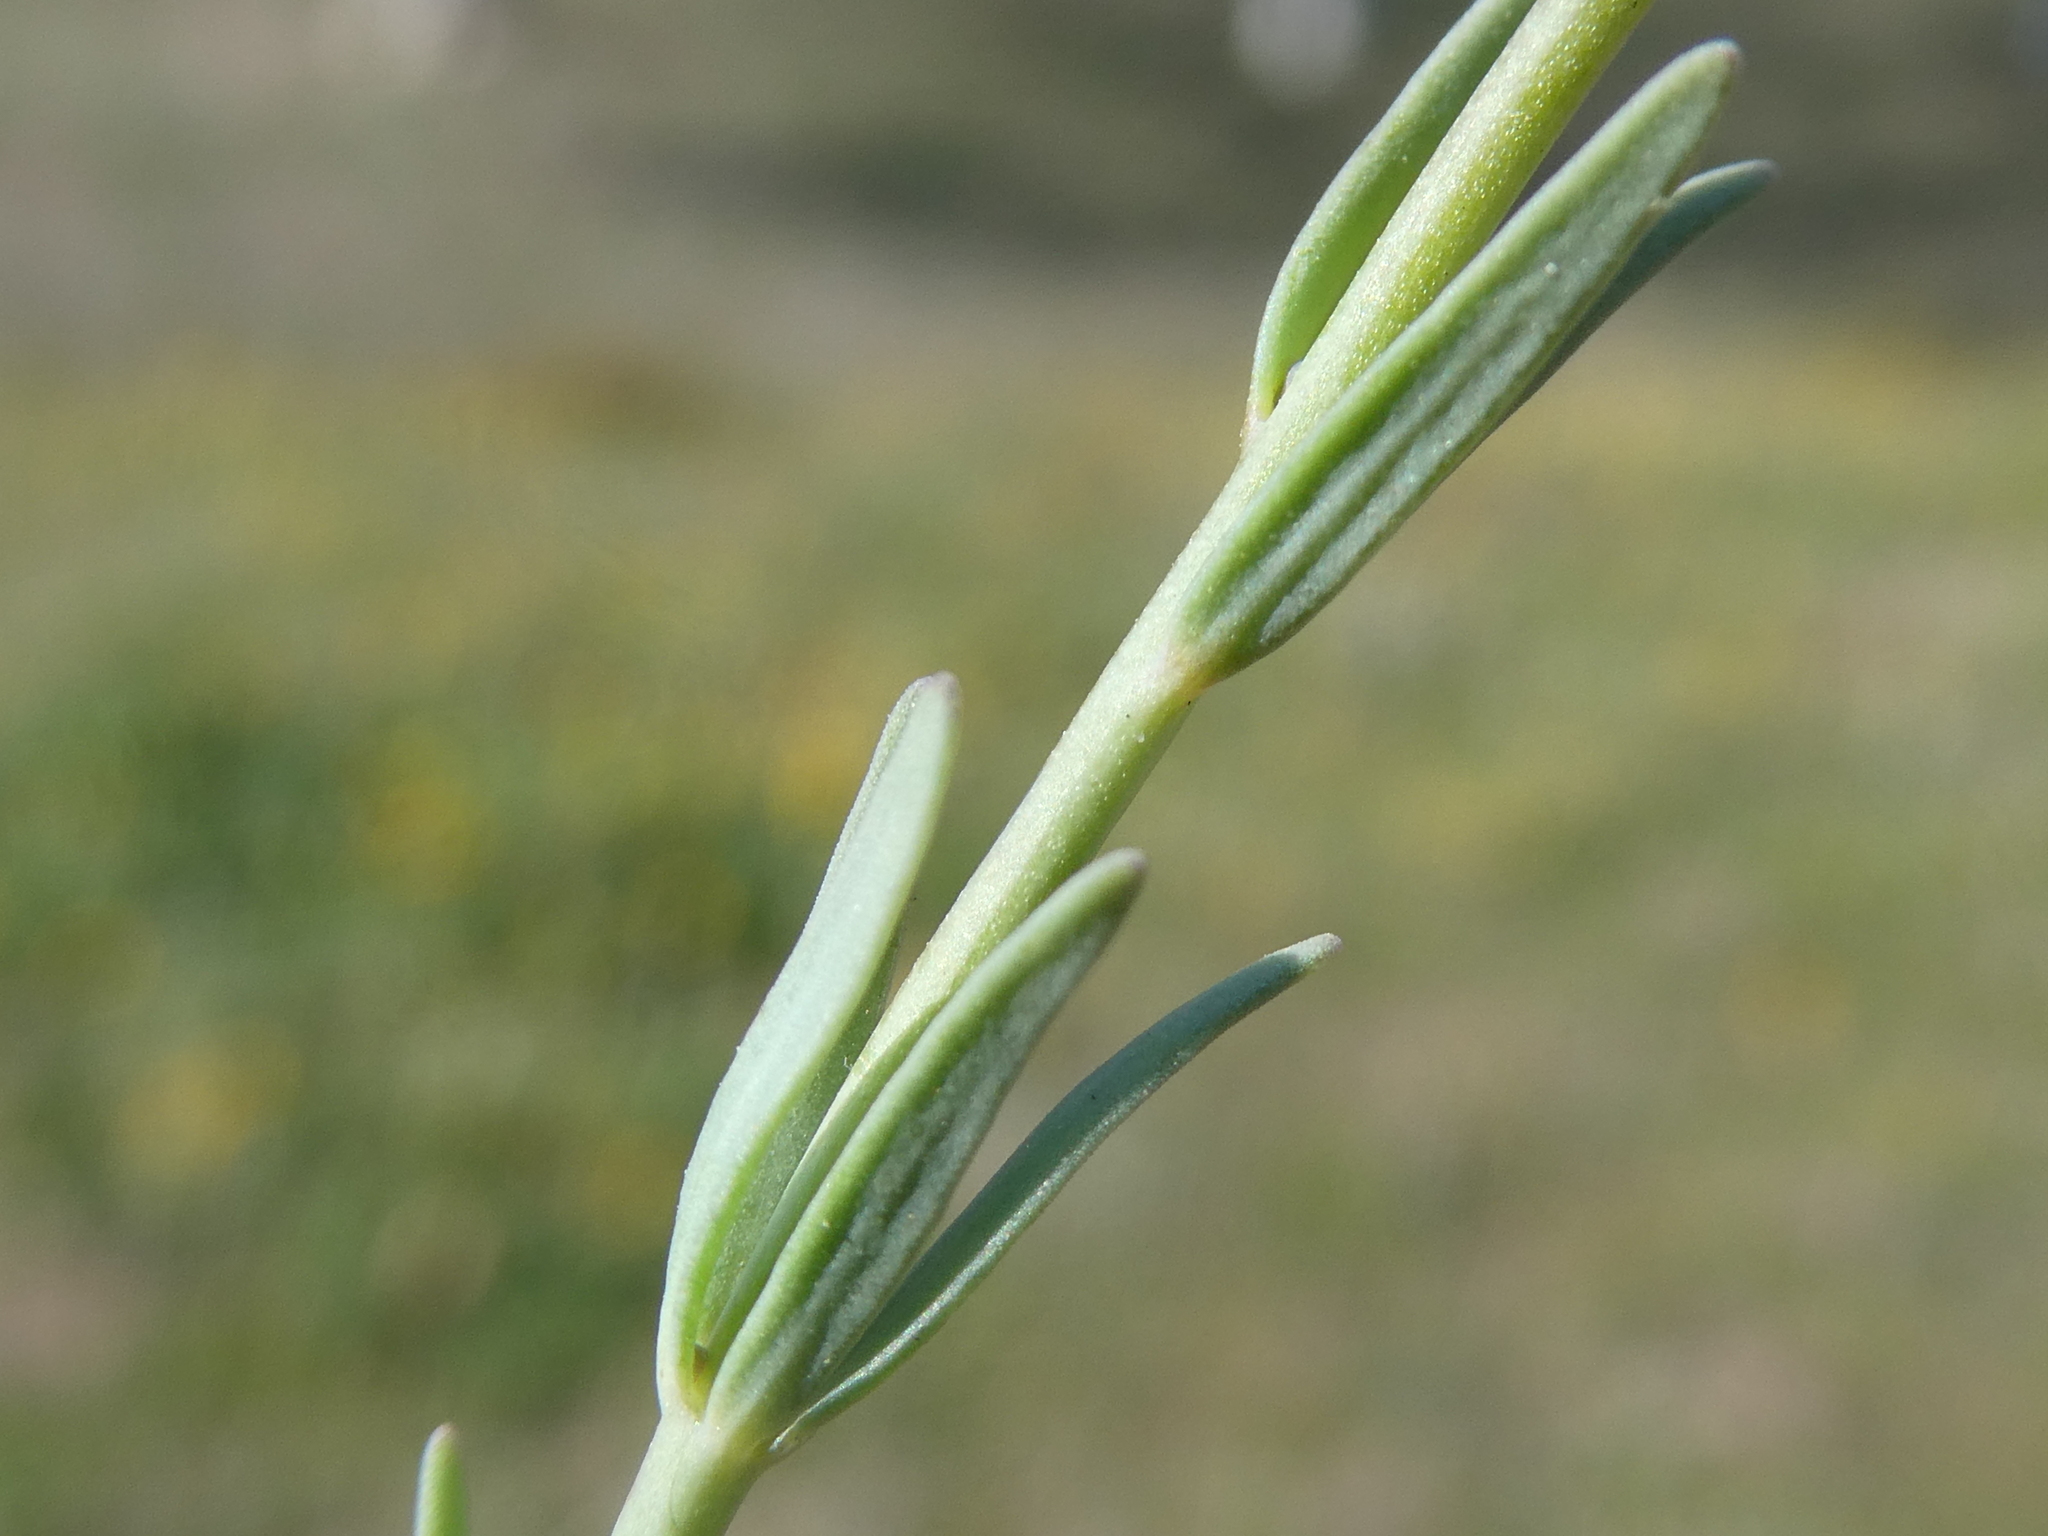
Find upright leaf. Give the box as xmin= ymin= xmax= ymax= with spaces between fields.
xmin=705 ymin=850 xmax=1149 ymax=1429
xmin=413 ymin=1426 xmax=468 ymax=1536
xmin=658 ymin=672 xmax=959 ymax=1411
xmin=1247 ymin=0 xmax=1540 ymax=430
xmin=1184 ymin=42 xmax=1740 ymax=677
xmin=1264 ymin=0 xmax=1664 ymax=451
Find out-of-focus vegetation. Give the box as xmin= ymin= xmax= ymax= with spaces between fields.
xmin=3 ymin=1 xmax=2047 ymax=1533
xmin=1 ymin=0 xmax=2045 ymax=353
xmin=2 ymin=306 xmax=2046 ymax=1534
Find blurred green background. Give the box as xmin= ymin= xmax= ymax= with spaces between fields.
xmin=2 ymin=2 xmax=2046 ymax=1533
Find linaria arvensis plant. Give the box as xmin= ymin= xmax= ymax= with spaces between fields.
xmin=409 ymin=1 xmax=1772 ymax=1530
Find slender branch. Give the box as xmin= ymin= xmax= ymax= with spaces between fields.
xmin=854 ymin=605 xmax=1206 ymax=1070
xmin=610 ymin=1417 xmax=767 ymax=1536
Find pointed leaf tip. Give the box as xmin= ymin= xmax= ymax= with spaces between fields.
xmin=414 ymin=1425 xmax=469 ymax=1536
xmin=773 ymin=929 xmax=1339 ymax=1449
xmin=1513 ymin=156 xmax=1774 ymax=406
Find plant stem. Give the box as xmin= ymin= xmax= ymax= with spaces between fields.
xmin=609 ymin=1415 xmax=767 ymax=1536
xmin=857 ymin=601 xmax=1207 ymax=1069
xmin=606 ymin=1 xmax=1726 ymax=1527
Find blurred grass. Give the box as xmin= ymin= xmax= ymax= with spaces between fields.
xmin=0 ymin=308 xmax=2045 ymax=1536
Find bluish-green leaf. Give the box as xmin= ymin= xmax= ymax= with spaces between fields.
xmin=775 ymin=932 xmax=1341 ymax=1450
xmin=705 ymin=850 xmax=1148 ymax=1431
xmin=1184 ymin=41 xmax=1739 ymax=677
xmin=1515 ymin=158 xmax=1777 ymax=406
xmin=1246 ymin=0 xmax=1540 ymax=431
xmin=413 ymin=1425 xmax=468 ymax=1536
xmin=1262 ymin=0 xmax=1662 ymax=457
xmin=658 ymin=672 xmax=959 ymax=1412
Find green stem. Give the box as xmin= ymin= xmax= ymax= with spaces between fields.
xmin=850 ymin=0 xmax=1660 ymax=1079
xmin=856 ymin=600 xmax=1206 ymax=1069
xmin=609 ymin=7 xmax=1714 ymax=1534
xmin=609 ymin=1415 xmax=768 ymax=1536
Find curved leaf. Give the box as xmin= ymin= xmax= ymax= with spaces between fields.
xmin=1264 ymin=0 xmax=1662 ymax=453
xmin=1183 ymin=41 xmax=1740 ymax=677
xmin=658 ymin=672 xmax=959 ymax=1411
xmin=776 ymin=932 xmax=1342 ymax=1450
xmin=1247 ymin=0 xmax=1540 ymax=431
xmin=705 ymin=850 xmax=1149 ymax=1430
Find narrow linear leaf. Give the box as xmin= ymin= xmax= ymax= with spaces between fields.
xmin=413 ymin=1425 xmax=469 ymax=1536
xmin=658 ymin=672 xmax=959 ymax=1412
xmin=706 ymin=850 xmax=1149 ymax=1429
xmin=776 ymin=932 xmax=1342 ymax=1450
xmin=1186 ymin=41 xmax=1739 ymax=676
xmin=1247 ymin=0 xmax=1540 ymax=430
xmin=1514 ymin=158 xmax=1777 ymax=406
xmin=1268 ymin=0 xmax=1663 ymax=446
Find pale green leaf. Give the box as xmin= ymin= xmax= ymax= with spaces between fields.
xmin=658 ymin=672 xmax=958 ymax=1412
xmin=1264 ymin=0 xmax=1662 ymax=449
xmin=1185 ymin=41 xmax=1740 ymax=676
xmin=705 ymin=850 xmax=1148 ymax=1429
xmin=1246 ymin=0 xmax=1539 ymax=430
xmin=1516 ymin=158 xmax=1778 ymax=405
xmin=413 ymin=1425 xmax=468 ymax=1536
